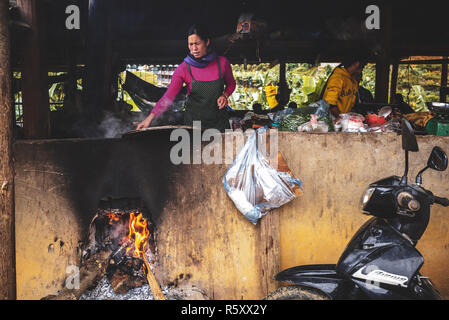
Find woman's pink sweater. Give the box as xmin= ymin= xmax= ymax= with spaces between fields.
xmin=150 ymin=56 xmax=236 ymax=118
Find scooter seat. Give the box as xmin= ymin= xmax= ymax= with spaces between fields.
xmin=274 ymin=264 xmax=338 ymax=281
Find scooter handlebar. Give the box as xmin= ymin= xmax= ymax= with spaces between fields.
xmin=434 ymin=196 xmax=449 ymax=207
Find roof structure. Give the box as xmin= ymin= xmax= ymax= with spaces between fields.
xmin=9 ymin=0 xmax=449 ymax=67
xmin=6 ymin=0 xmax=449 ymax=138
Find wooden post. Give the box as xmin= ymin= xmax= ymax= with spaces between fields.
xmin=17 ymin=0 xmax=50 ymax=139
xmin=375 ymin=1 xmax=392 ymax=104
xmin=279 ymin=60 xmax=286 ymax=86
xmin=257 ymin=131 xmax=281 ymax=297
xmin=257 ymin=210 xmax=280 ymax=297
xmin=65 ymin=46 xmax=77 ymax=104
xmin=83 ymin=0 xmax=113 ymax=121
xmin=0 ymin=0 xmax=17 ymax=300
xmin=375 ymin=61 xmax=390 ymax=104
xmin=440 ymin=57 xmax=448 ymax=103
xmin=277 ymin=60 xmax=291 ymax=108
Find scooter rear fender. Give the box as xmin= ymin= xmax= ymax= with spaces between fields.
xmin=274 ymin=264 xmax=349 ymax=299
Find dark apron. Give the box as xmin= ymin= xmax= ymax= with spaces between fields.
xmin=184 ymin=58 xmax=230 ymax=132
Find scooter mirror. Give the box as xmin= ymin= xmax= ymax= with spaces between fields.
xmin=416 ymin=146 xmax=448 ymax=185
xmin=401 ymin=119 xmax=419 ymax=152
xmin=427 ymin=146 xmax=448 ymax=171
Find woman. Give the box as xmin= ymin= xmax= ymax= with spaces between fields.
xmin=136 ymin=24 xmax=236 ymax=132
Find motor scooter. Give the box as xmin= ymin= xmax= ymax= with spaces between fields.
xmin=266 ymin=119 xmax=449 ymax=300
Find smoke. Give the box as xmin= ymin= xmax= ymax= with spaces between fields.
xmin=98 ymin=111 xmax=135 ymax=139
xmin=57 ymin=92 xmax=187 ymax=139
xmin=93 ymin=97 xmax=186 ymax=138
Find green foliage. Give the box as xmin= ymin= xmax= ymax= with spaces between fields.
xmin=231 ymin=61 xmax=444 ymax=112
xmin=285 ymin=63 xmax=334 ymax=107
xmin=48 ymin=72 xmax=66 ymax=111
xmin=397 ymin=63 xmax=441 ymax=112
xmin=411 ymin=85 xmax=429 ymax=112
xmin=361 ymin=63 xmax=376 ymax=93
xmin=230 ymin=63 xmax=336 ymax=110
xmin=229 ymin=63 xmax=278 ymax=110
xmin=13 ymin=73 xmax=23 ymax=121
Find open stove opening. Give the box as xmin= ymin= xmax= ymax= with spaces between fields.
xmin=83 ymin=197 xmax=158 ymax=296
xmin=43 ymin=197 xmax=208 ymax=300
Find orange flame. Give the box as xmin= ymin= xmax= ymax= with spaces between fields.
xmin=127 ymin=211 xmax=165 ymax=300
xmin=105 ymin=212 xmax=121 ymax=225
xmin=127 ymin=212 xmax=150 ymax=259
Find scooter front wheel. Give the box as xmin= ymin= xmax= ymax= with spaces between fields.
xmin=264 ymin=285 xmax=330 ymax=300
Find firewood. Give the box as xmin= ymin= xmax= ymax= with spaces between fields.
xmin=142 ymin=255 xmax=166 ymax=300
xmin=41 ymin=249 xmax=111 ymax=300
xmin=109 ymin=267 xmax=147 ymax=294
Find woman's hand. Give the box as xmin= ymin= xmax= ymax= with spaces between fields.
xmin=217 ymin=94 xmax=228 ymax=109
xmin=135 ymin=113 xmax=155 ymax=130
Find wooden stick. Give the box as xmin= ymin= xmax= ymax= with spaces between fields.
xmin=142 ymin=255 xmax=166 ymax=300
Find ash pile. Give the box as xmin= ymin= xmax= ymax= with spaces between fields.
xmin=79 ymin=276 xmax=206 ymax=300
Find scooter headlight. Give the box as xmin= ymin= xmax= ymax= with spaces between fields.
xmin=360 ymin=187 xmax=375 ymax=212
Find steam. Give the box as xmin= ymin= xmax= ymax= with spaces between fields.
xmin=98 ymin=111 xmax=135 ymax=139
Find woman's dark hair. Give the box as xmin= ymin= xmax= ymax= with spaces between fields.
xmin=342 ymin=56 xmax=367 ymax=69
xmin=188 ymin=24 xmax=211 ymax=44
xmin=341 ymin=50 xmax=371 ymax=68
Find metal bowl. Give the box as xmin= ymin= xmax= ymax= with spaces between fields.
xmin=378 ymin=106 xmax=392 ymax=118
xmin=426 ymin=102 xmax=449 ymax=115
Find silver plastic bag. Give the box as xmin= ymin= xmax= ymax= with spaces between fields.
xmin=223 ymin=127 xmax=302 ymax=225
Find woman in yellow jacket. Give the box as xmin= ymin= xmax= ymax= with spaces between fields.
xmin=322 ymin=57 xmax=367 ymax=117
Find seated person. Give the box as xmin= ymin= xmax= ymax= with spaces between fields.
xmin=391 ymin=93 xmax=414 ymax=114
xmin=352 ymin=73 xmax=376 ymax=115
xmin=354 ymin=73 xmax=374 ymax=104
xmin=322 ymin=54 xmax=368 ymax=117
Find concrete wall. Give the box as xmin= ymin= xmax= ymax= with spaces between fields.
xmin=14 ymin=131 xmax=449 ymax=299
xmin=275 ymin=133 xmax=449 ymax=299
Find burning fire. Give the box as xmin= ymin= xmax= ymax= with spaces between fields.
xmin=120 ymin=210 xmax=165 ymax=300
xmin=127 ymin=212 xmax=150 ymax=260
xmin=106 ymin=211 xmax=121 ymax=225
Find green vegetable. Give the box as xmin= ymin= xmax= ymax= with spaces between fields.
xmin=279 ymin=114 xmax=311 ymax=131
xmin=277 ymin=106 xmax=335 ymax=132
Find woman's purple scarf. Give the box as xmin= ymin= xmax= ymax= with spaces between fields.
xmin=184 ymin=50 xmax=217 ymax=68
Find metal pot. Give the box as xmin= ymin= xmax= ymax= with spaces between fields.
xmin=426 ymin=102 xmax=449 ymax=115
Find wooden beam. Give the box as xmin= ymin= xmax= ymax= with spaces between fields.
xmin=393 ymin=43 xmax=449 ymax=57
xmin=113 ymin=39 xmax=369 ymax=65
xmin=399 ymin=58 xmax=449 ymax=65
xmin=0 ymin=0 xmax=16 ymax=300
xmin=17 ymin=0 xmax=50 ymax=139
xmin=441 ymin=57 xmax=448 ymax=103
